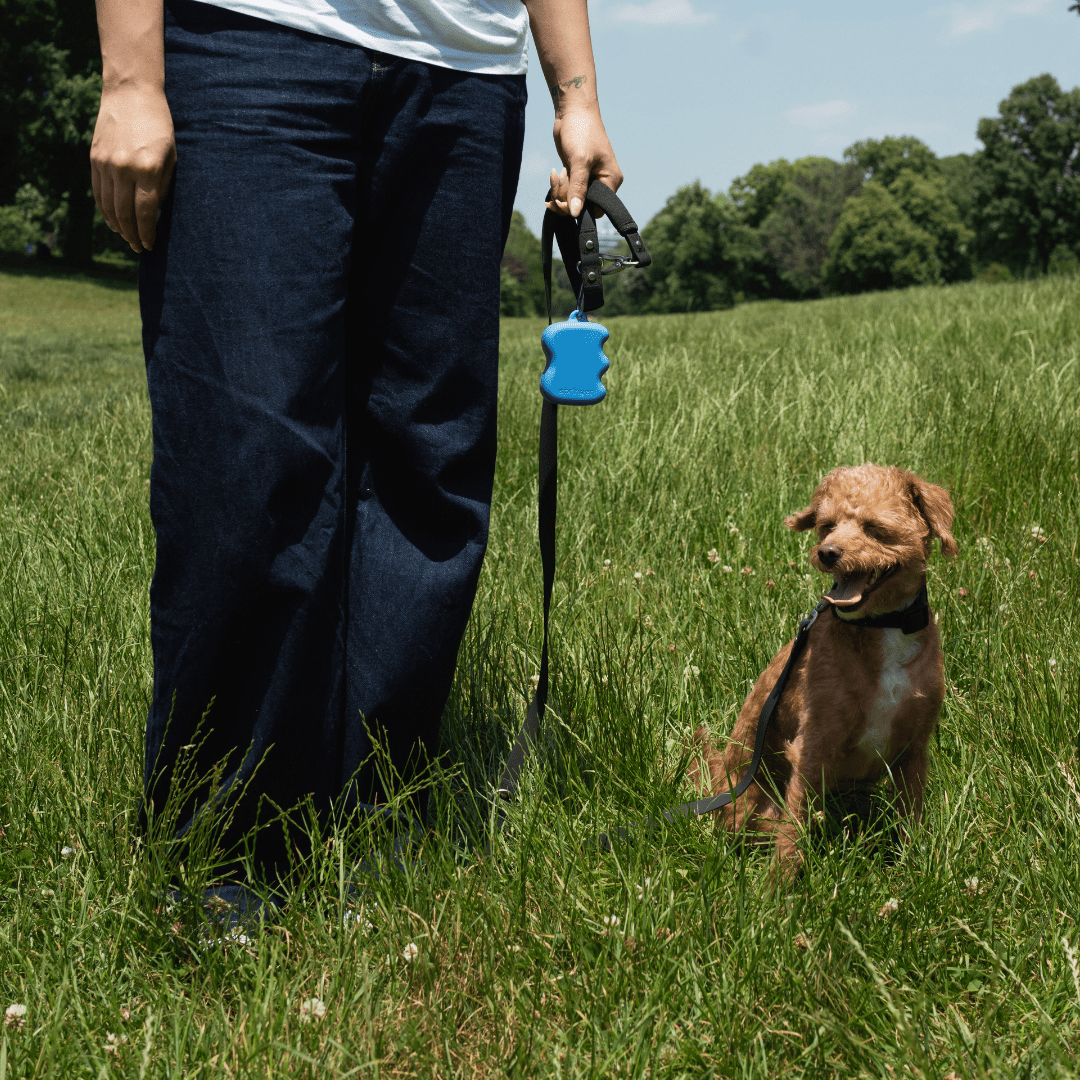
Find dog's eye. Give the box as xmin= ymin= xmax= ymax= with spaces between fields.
xmin=864 ymin=522 xmax=891 ymax=540
xmin=818 ymin=521 xmax=835 ymax=535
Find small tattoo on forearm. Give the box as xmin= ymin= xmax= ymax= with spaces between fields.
xmin=549 ymin=74 xmax=588 ymax=105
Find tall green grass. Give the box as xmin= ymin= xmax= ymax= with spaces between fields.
xmin=1 ymin=264 xmax=1078 ymax=1078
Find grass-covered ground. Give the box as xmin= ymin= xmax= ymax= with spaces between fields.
xmin=1 ymin=264 xmax=1078 ymax=1078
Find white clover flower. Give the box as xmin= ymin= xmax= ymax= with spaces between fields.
xmin=4 ymin=1004 xmax=27 ymax=1030
xmin=507 ymin=944 xmax=522 ymax=953
xmin=740 ymin=566 xmax=754 ymax=576
xmin=729 ymin=524 xmax=740 ymax=535
xmin=643 ymin=615 xmax=653 ymax=628
xmin=634 ymin=572 xmax=642 ymax=580
xmin=602 ymin=914 xmax=620 ymax=928
xmin=60 ymin=846 xmax=75 ymax=860
xmin=604 ymin=559 xmax=611 ymax=566
xmin=1049 ymin=658 xmax=1057 ymax=669
xmin=964 ymin=877 xmax=979 ymax=896
xmin=402 ymin=942 xmax=419 ymax=963
xmin=299 ymin=998 xmax=326 ymax=1023
xmin=40 ymin=888 xmax=54 ymax=899
xmin=103 ymin=1032 xmax=128 ymax=1054
xmin=683 ymin=664 xmax=700 ymax=679
xmin=706 ymin=548 xmax=720 ymax=564
xmin=1030 ymin=525 xmax=1046 ymax=542
xmin=878 ymin=898 xmax=899 ymax=918
xmin=636 ymin=877 xmax=651 ymax=900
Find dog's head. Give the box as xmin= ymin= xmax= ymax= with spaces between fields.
xmin=785 ymin=464 xmax=957 ymax=617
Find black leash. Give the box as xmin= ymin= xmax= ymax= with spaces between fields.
xmin=494 ymin=182 xmax=648 ymax=817
xmin=599 ymin=584 xmax=931 ymax=848
xmin=491 ymin=184 xmax=931 ymax=845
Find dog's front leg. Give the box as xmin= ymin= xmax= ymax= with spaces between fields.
xmin=893 ymin=746 xmax=928 ymax=831
xmin=770 ymin=770 xmax=816 ymax=885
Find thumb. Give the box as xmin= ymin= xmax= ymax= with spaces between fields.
xmin=566 ymin=159 xmax=589 ymax=219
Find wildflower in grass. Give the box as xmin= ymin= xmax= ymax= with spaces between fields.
xmin=957 ymin=587 xmax=968 ymax=598
xmin=60 ymin=846 xmax=75 ymax=859
xmin=507 ymin=943 xmax=521 ymax=953
xmin=602 ymin=914 xmax=619 ymax=928
xmin=964 ymin=877 xmax=979 ymax=897
xmin=119 ymin=1007 xmax=131 ymax=1022
xmin=683 ymin=663 xmax=700 ymax=679
xmin=1057 ymin=761 xmax=1080 ymax=810
xmin=722 ymin=565 xmax=733 ymax=573
xmin=604 ymin=558 xmax=611 ymax=565
xmin=645 ymin=567 xmax=655 ymax=576
xmin=878 ymin=897 xmax=899 ymax=919
xmin=1063 ymin=938 xmax=1080 ymax=1006
xmin=706 ymin=548 xmax=720 ymax=564
xmin=740 ymin=566 xmax=754 ymax=576
xmin=402 ymin=942 xmax=419 ymax=962
xmin=1049 ymin=657 xmax=1057 ymax=670
xmin=299 ymin=998 xmax=326 ymax=1023
xmin=636 ymin=877 xmax=651 ymax=900
xmin=793 ymin=933 xmax=810 ymax=952
xmin=103 ymin=1032 xmax=128 ymax=1054
xmin=1030 ymin=525 xmax=1046 ymax=542
xmin=667 ymin=643 xmax=677 ymax=653
xmin=4 ymin=1004 xmax=26 ymax=1030
xmin=765 ymin=579 xmax=775 ymax=589
xmin=1029 ymin=569 xmax=1037 ymax=580
xmin=41 ymin=888 xmax=54 ymax=899
xmin=729 ymin=524 xmax=740 ymax=535
xmin=634 ymin=571 xmax=642 ymax=580
xmin=643 ymin=615 xmax=653 ymax=628
xmin=788 ymin=561 xmax=796 ymax=568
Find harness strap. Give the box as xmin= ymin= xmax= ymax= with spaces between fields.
xmin=832 ymin=585 xmax=930 ymax=634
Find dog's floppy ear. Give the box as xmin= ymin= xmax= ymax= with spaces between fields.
xmin=909 ymin=476 xmax=958 ymax=557
xmin=785 ymin=506 xmax=817 ymax=531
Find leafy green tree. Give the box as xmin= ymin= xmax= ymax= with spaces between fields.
xmin=728 ymin=159 xmax=794 ymax=229
xmin=889 ymin=170 xmax=973 ymax=282
xmin=0 ymin=0 xmax=103 ymax=265
xmin=972 ymin=73 xmax=1080 ymax=274
xmin=846 ymin=135 xmax=939 ymax=187
xmin=757 ymin=158 xmax=863 ymax=297
xmin=938 ymin=153 xmax=977 ymax=232
xmin=825 ymin=182 xmax=940 ymax=293
xmin=632 ymin=182 xmax=754 ymax=313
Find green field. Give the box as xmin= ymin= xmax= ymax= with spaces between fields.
xmin=1 ymin=265 xmax=1078 ymax=1078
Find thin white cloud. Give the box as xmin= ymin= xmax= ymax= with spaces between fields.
xmin=614 ymin=0 xmax=714 ymax=26
xmin=787 ymin=100 xmax=857 ymax=130
xmin=932 ymin=0 xmax=1055 ymax=37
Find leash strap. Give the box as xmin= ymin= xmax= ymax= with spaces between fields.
xmin=495 ymin=181 xmax=648 ymax=815
xmin=598 ymin=597 xmax=830 ymax=848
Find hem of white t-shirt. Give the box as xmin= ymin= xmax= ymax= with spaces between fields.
xmin=187 ymin=0 xmax=530 ymax=76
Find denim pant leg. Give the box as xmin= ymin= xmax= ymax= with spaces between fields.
xmin=141 ymin=0 xmax=525 ymax=872
xmin=340 ymin=55 xmax=527 ymax=807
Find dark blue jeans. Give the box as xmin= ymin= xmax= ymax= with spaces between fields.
xmin=140 ymin=0 xmax=526 ymax=873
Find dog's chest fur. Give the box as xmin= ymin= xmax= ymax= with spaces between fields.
xmin=857 ymin=628 xmax=921 ymax=759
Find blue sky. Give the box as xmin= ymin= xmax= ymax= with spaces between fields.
xmin=513 ymin=0 xmax=1080 ymax=235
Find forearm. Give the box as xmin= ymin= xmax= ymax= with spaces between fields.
xmin=91 ymin=0 xmax=175 ymax=252
xmin=96 ymin=0 xmax=165 ymax=91
xmin=523 ymin=0 xmax=623 ymax=214
xmin=523 ymin=0 xmax=599 ymax=114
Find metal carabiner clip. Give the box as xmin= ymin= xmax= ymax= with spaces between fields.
xmin=598 ymin=252 xmax=641 ymax=275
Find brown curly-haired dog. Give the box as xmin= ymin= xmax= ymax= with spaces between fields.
xmin=690 ymin=464 xmax=957 ymax=882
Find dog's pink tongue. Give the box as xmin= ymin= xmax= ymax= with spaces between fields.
xmin=825 ymin=573 xmax=872 ymax=608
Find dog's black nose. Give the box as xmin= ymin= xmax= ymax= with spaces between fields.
xmin=818 ymin=543 xmax=842 ymax=568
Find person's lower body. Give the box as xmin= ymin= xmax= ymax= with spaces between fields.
xmin=140 ymin=0 xmax=527 ymax=877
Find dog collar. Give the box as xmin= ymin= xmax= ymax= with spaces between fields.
xmin=834 ymin=585 xmax=930 ymax=634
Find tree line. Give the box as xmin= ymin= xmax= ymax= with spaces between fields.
xmin=502 ymin=73 xmax=1080 ymax=317
xmin=0 ymin=0 xmax=1077 ymax=291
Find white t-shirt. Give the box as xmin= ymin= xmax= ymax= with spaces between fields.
xmin=196 ymin=0 xmax=530 ymax=74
